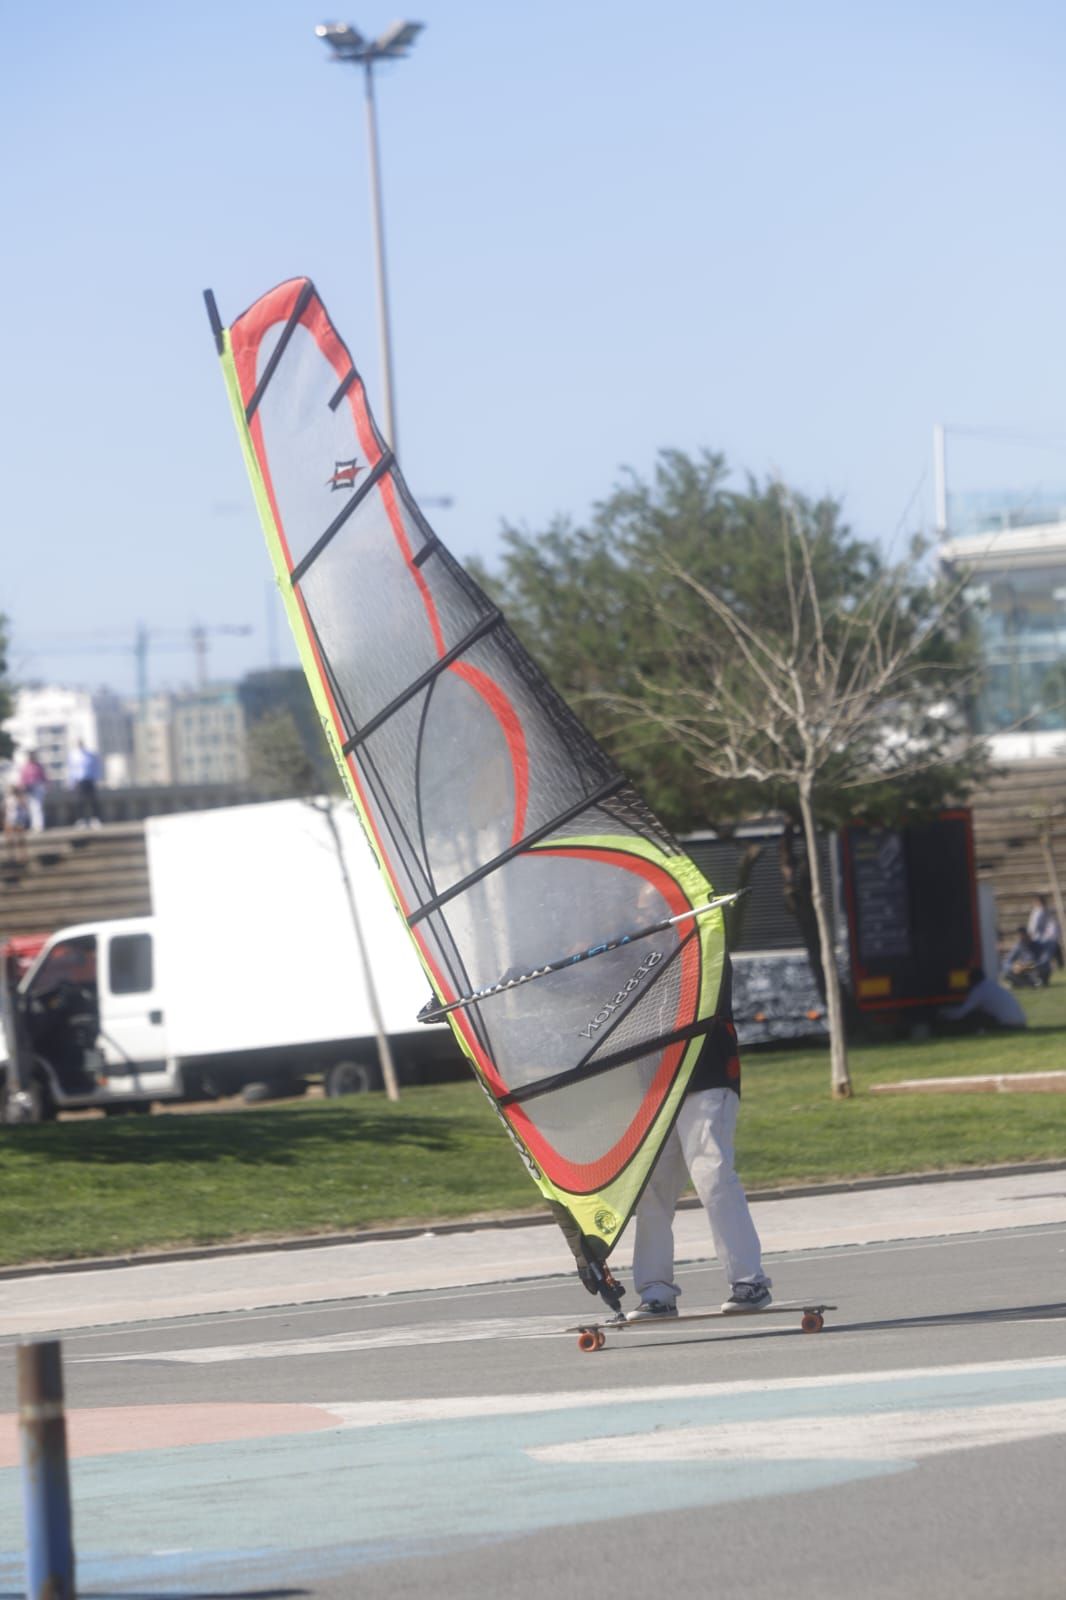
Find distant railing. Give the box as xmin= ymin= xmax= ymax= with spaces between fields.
xmin=41 ymin=781 xmax=274 ymax=829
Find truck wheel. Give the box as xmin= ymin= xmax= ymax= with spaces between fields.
xmin=241 ymin=1077 xmax=309 ymax=1103
xmin=241 ymin=1082 xmax=275 ymax=1103
xmin=324 ymin=1060 xmax=372 ymax=1097
xmin=1 ymin=1071 xmax=53 ymax=1125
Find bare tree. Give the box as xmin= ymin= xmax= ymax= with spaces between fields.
xmin=596 ymin=506 xmax=986 ymax=1098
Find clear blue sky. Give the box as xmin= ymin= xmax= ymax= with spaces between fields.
xmin=4 ymin=0 xmax=1065 ymax=696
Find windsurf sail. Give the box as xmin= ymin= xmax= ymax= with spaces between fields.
xmin=205 ymin=277 xmax=729 ymax=1305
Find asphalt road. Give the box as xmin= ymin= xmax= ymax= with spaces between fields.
xmin=2 ymin=1209 xmax=1066 ymax=1599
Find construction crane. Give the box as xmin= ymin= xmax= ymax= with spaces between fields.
xmin=184 ymin=624 xmax=254 ymax=691
xmin=22 ymin=623 xmax=255 ymax=698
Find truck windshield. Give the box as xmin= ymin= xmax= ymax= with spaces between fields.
xmin=28 ymin=936 xmax=97 ymax=995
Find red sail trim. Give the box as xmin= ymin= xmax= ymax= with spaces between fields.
xmin=450 ymin=661 xmax=530 ymax=845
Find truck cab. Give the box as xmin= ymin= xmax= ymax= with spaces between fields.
xmin=1 ymin=917 xmax=182 ymax=1120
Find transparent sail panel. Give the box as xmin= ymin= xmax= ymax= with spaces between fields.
xmin=222 ymin=277 xmax=725 ymax=1249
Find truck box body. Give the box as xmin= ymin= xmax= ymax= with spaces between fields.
xmin=146 ymin=799 xmax=432 ymax=1059
xmin=1 ymin=799 xmax=458 ymax=1119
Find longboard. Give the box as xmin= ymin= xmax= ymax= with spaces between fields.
xmin=567 ymin=1301 xmax=837 ymax=1352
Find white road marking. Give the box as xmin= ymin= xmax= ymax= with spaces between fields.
xmin=75 ymin=1314 xmax=571 ymax=1362
xmin=528 ymin=1398 xmax=1066 ymax=1464
xmin=293 ymin=1356 xmax=1066 ymax=1428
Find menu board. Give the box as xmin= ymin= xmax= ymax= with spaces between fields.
xmin=850 ymin=829 xmax=911 ymax=964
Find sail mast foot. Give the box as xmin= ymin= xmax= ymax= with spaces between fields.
xmin=547 ymin=1201 xmax=626 ymax=1314
xmin=203 ymin=289 xmax=224 ymax=354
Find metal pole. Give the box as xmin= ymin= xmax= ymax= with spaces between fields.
xmin=316 ymin=800 xmax=400 ymax=1102
xmin=17 ymin=1340 xmax=76 ymax=1599
xmin=363 ymin=59 xmax=399 ymax=454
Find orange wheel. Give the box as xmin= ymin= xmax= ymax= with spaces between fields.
xmin=800 ymin=1311 xmax=824 ymax=1333
xmin=577 ymin=1330 xmax=599 ymax=1352
xmin=595 ymin=1330 xmax=606 ymax=1349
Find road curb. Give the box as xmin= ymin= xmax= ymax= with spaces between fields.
xmin=4 ymin=1159 xmax=1066 ymax=1284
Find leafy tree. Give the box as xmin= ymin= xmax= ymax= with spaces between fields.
xmin=475 ymin=450 xmax=989 ymax=1097
xmin=240 ymin=669 xmax=342 ymax=797
xmin=244 ymin=708 xmax=321 ymax=798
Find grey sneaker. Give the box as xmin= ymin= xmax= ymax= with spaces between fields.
xmin=626 ymin=1299 xmax=679 ymax=1322
xmin=721 ymin=1281 xmax=772 ymax=1313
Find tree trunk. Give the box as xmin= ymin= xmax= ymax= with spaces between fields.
xmin=796 ymin=780 xmax=852 ymax=1099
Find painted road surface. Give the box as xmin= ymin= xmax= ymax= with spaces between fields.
xmin=1 ymin=1214 xmax=1065 ymax=1596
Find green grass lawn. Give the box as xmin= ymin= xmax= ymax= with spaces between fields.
xmin=3 ymin=982 xmax=1064 ymax=1268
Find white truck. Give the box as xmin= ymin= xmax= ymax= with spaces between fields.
xmin=0 ymin=799 xmax=460 ymax=1121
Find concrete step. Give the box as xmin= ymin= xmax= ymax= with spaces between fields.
xmin=0 ymin=822 xmax=151 ymax=941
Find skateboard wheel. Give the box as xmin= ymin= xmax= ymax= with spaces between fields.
xmin=801 ymin=1311 xmax=824 ymax=1333
xmin=595 ymin=1330 xmax=606 ymax=1349
xmin=577 ymin=1330 xmax=599 ymax=1353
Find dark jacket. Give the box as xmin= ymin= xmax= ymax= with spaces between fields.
xmin=686 ymin=955 xmax=741 ymax=1097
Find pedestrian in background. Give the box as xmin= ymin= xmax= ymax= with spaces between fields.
xmin=1027 ymin=893 xmax=1063 ymax=971
xmin=67 ymin=740 xmax=102 ymax=829
xmin=3 ymin=784 xmax=30 ymax=862
xmin=17 ymin=750 xmax=48 ymax=832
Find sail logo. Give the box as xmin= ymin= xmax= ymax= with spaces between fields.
xmin=580 ymin=948 xmax=663 ymax=1040
xmin=326 ymin=457 xmax=363 ymax=492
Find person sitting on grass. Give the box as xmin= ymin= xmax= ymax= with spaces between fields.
xmin=939 ymin=968 xmax=1026 ymax=1032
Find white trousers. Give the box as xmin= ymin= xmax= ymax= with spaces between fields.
xmin=631 ymin=1087 xmax=769 ymax=1303
xmin=25 ymin=786 xmax=45 ymax=833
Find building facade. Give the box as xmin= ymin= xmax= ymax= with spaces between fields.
xmin=941 ymin=510 xmax=1066 ymax=761
xmin=169 ymin=685 xmax=249 ymax=785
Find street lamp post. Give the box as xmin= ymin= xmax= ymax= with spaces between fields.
xmin=316 ymin=19 xmax=423 ymax=455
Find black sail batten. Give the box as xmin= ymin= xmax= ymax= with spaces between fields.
xmin=329 ymin=368 xmax=359 ymax=411
xmin=412 ymin=537 xmax=440 ymax=569
xmin=497 ymin=1017 xmax=717 ymax=1108
xmin=290 ymin=452 xmax=395 ymax=587
xmin=203 ymin=289 xmax=224 ymax=354
xmin=244 ymin=280 xmax=315 ymax=421
xmin=341 ymin=610 xmax=505 ymax=753
xmin=405 ymin=775 xmax=629 ymax=927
